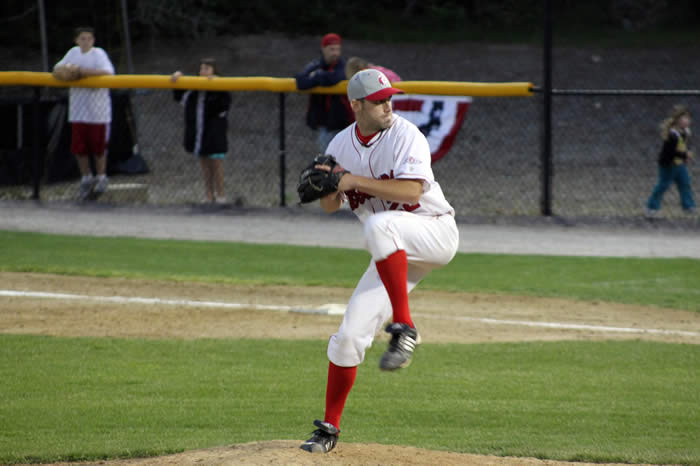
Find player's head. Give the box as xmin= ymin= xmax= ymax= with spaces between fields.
xmin=73 ymin=26 xmax=95 ymax=52
xmin=199 ymin=57 xmax=219 ymax=77
xmin=345 ymin=56 xmax=369 ymax=80
xmin=348 ymin=69 xmax=404 ymax=132
xmin=661 ymin=104 xmax=692 ymax=138
xmin=670 ymin=105 xmax=691 ymax=128
xmin=348 ymin=68 xmax=403 ymax=102
xmin=320 ymin=33 xmax=342 ymax=65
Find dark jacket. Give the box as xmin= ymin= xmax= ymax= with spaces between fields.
xmin=295 ymin=55 xmax=353 ymax=131
xmin=174 ymin=89 xmax=231 ymax=155
xmin=658 ymin=128 xmax=690 ymax=166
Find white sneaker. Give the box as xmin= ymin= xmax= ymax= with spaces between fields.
xmin=77 ymin=177 xmax=95 ymax=201
xmin=94 ymin=176 xmax=109 ymax=194
xmin=644 ymin=208 xmax=659 ymax=219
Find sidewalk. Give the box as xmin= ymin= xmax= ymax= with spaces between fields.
xmin=1 ymin=201 xmax=698 ymax=258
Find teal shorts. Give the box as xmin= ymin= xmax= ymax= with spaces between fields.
xmin=199 ymin=153 xmax=226 ymax=159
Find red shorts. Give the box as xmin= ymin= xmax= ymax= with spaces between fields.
xmin=71 ymin=122 xmax=109 ymax=156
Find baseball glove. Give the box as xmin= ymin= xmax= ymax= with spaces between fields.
xmin=297 ymin=154 xmax=349 ymax=204
xmin=52 ymin=64 xmax=81 ymax=81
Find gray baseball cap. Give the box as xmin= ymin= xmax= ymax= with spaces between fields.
xmin=347 ymin=68 xmax=404 ymax=101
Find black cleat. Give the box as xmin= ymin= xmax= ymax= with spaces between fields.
xmin=300 ymin=419 xmax=339 ymax=453
xmin=380 ymin=323 xmax=420 ymax=371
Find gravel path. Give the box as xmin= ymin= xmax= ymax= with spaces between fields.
xmin=1 ymin=200 xmax=698 ymax=258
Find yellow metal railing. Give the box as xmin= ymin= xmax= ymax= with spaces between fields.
xmin=0 ymin=72 xmax=534 ymax=97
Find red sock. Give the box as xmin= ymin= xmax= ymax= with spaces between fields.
xmin=375 ymin=250 xmax=413 ymax=327
xmin=324 ymin=361 xmax=357 ymax=429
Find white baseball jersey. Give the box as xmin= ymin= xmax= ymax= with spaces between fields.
xmin=55 ymin=46 xmax=115 ymax=123
xmin=324 ymin=114 xmax=459 ymax=367
xmin=326 ymin=114 xmax=455 ymax=223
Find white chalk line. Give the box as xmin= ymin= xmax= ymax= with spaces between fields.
xmin=412 ymin=313 xmax=700 ymax=337
xmin=2 ymin=290 xmax=698 ymax=338
xmin=0 ymin=290 xmax=344 ymax=315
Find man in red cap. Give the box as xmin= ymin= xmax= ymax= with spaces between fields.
xmin=295 ymin=33 xmax=354 ymax=153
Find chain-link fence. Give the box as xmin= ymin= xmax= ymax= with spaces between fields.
xmin=549 ymin=94 xmax=698 ymax=219
xmin=1 ymin=3 xmax=699 ymax=225
xmin=4 ymin=84 xmax=698 ymax=223
xmin=546 ymin=43 xmax=700 ymax=222
xmin=1 ymin=83 xmax=544 ymax=216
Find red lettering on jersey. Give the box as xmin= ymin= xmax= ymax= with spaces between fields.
xmin=345 ymin=171 xmax=421 ymax=212
xmin=379 ymin=171 xmax=420 ymax=212
xmin=345 ymin=190 xmax=374 ymax=210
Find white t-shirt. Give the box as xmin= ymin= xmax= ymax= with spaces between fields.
xmin=55 ymin=46 xmax=115 ymax=123
xmin=326 ymin=114 xmax=455 ymax=223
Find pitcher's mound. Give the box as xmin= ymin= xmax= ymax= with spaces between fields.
xmin=75 ymin=440 xmax=645 ymax=465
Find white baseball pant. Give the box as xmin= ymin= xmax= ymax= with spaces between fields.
xmin=327 ymin=211 xmax=459 ymax=367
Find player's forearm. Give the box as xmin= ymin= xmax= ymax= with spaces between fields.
xmin=295 ymin=68 xmax=321 ymax=90
xmin=316 ymin=67 xmax=345 ymax=86
xmin=320 ymin=192 xmax=343 ymax=213
xmin=341 ymin=175 xmax=422 ymax=204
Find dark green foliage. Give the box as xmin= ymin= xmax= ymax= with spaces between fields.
xmin=1 ymin=0 xmax=699 ymax=50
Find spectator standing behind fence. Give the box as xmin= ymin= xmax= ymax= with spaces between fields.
xmin=345 ymin=56 xmax=402 ymax=83
xmin=295 ymin=33 xmax=354 ymax=154
xmin=54 ymin=26 xmax=115 ymax=201
xmin=171 ymin=58 xmax=232 ymax=204
xmin=645 ymin=105 xmax=696 ymax=218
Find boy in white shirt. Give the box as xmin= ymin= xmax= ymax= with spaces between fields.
xmin=54 ymin=26 xmax=115 ymax=200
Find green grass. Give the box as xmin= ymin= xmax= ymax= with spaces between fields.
xmin=0 ymin=230 xmax=698 ymax=311
xmin=1 ymin=229 xmax=699 ymax=464
xmin=437 ymin=254 xmax=700 ymax=311
xmin=0 ymin=335 xmax=697 ymax=464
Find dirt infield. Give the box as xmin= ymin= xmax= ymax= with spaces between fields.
xmin=53 ymin=441 xmax=654 ymax=466
xmin=3 ymin=272 xmax=698 ymax=465
xmin=3 ymin=273 xmax=699 ymax=345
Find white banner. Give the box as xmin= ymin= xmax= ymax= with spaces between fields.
xmin=392 ymin=94 xmax=472 ymax=162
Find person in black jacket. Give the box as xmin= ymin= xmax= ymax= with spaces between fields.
xmin=295 ymin=33 xmax=354 ymax=154
xmin=645 ymin=105 xmax=696 ymax=217
xmin=171 ymin=58 xmax=232 ymax=203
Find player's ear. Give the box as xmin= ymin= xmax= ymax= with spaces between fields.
xmin=350 ymin=99 xmax=363 ymax=112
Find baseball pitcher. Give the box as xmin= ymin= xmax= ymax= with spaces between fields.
xmin=298 ymin=69 xmax=459 ymax=453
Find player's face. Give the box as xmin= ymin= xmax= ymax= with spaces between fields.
xmin=678 ymin=114 xmax=691 ymax=129
xmin=75 ymin=32 xmax=94 ymax=53
xmin=356 ymin=98 xmax=394 ymax=132
xmin=199 ymin=63 xmax=215 ymax=77
xmin=322 ymin=44 xmax=341 ymax=65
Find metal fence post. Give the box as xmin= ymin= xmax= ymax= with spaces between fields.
xmin=31 ymin=87 xmax=42 ymax=200
xmin=279 ymin=92 xmax=286 ymax=207
xmin=541 ymin=0 xmax=553 ymax=216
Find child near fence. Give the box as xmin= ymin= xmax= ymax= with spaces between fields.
xmin=645 ymin=105 xmax=696 ymax=218
xmin=54 ymin=26 xmax=115 ymax=201
xmin=171 ymin=58 xmax=232 ymax=204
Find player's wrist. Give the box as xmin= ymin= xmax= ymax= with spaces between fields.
xmin=338 ymin=173 xmax=356 ymax=191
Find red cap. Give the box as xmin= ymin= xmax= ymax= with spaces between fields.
xmin=321 ymin=33 xmax=341 ymax=47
